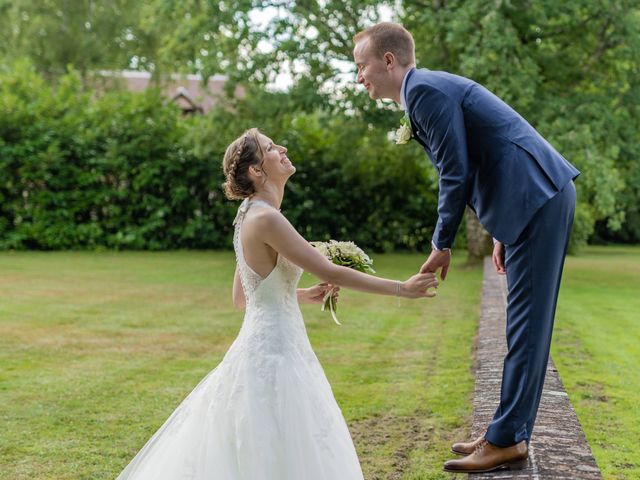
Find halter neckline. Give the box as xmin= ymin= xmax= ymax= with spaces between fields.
xmin=248 ymin=198 xmax=280 ymax=211
xmin=232 ymin=198 xmax=280 ymax=227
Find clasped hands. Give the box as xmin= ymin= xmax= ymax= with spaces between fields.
xmin=401 ymin=247 xmax=451 ymax=299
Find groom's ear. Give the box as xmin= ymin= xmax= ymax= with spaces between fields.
xmin=384 ymin=52 xmax=396 ymax=70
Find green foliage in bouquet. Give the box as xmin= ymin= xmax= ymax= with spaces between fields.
xmin=310 ymin=240 xmax=376 ymax=325
xmin=311 ymin=240 xmax=375 ymax=274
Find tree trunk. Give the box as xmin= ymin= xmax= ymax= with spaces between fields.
xmin=465 ymin=207 xmax=493 ymax=265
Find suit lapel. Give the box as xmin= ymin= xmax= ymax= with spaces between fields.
xmin=404 ymin=70 xmax=434 ymax=161
xmin=408 ymin=116 xmax=426 ymax=148
xmin=404 ymin=69 xmax=427 ymax=149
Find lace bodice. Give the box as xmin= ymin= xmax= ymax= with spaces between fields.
xmin=233 ymin=199 xmax=303 ymax=309
xmin=230 ymin=198 xmax=311 ymax=363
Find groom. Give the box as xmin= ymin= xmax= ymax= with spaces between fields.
xmin=353 ymin=23 xmax=579 ymax=473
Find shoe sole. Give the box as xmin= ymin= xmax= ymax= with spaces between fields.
xmin=443 ymin=458 xmax=528 ymax=473
xmin=450 ymin=448 xmax=469 ymax=456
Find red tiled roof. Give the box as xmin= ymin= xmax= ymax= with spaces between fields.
xmin=96 ymin=70 xmax=243 ymax=113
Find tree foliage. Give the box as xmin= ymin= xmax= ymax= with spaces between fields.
xmin=0 ymin=1 xmax=638 ymax=249
xmin=404 ymin=0 xmax=639 ymax=246
xmin=0 ymin=0 xmax=158 ymax=75
xmin=146 ymin=0 xmax=640 ymax=246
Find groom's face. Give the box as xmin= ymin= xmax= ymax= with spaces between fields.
xmin=353 ymin=38 xmax=392 ymax=100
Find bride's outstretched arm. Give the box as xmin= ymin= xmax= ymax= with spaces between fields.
xmin=258 ymin=211 xmax=438 ymax=298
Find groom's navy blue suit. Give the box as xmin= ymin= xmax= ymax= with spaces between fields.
xmin=404 ymin=68 xmax=579 ymax=447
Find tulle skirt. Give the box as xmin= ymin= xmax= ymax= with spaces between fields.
xmin=116 ymin=339 xmax=364 ymax=480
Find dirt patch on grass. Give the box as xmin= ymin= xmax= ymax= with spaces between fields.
xmin=349 ymin=413 xmax=431 ymax=480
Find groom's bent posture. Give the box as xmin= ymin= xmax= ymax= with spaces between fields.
xmin=353 ymin=23 xmax=579 ymax=474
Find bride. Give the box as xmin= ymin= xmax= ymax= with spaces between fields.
xmin=117 ymin=128 xmax=438 ymax=480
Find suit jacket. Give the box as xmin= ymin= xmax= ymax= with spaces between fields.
xmin=404 ymin=68 xmax=580 ymax=247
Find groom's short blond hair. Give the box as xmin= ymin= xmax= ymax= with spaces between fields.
xmin=353 ymin=23 xmax=416 ymax=67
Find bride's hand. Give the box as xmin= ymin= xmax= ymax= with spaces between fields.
xmin=401 ymin=273 xmax=439 ymax=298
xmin=301 ymin=283 xmax=340 ymax=304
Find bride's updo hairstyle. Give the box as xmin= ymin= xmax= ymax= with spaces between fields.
xmin=222 ymin=128 xmax=265 ymax=200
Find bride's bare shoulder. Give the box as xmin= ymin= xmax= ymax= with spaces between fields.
xmin=242 ymin=207 xmax=286 ymax=232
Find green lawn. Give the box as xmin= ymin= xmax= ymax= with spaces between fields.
xmin=552 ymin=245 xmax=640 ymax=480
xmin=2 ymin=247 xmax=637 ymax=479
xmin=0 ymin=251 xmax=481 ymax=480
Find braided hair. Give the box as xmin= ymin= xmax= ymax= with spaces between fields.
xmin=222 ymin=128 xmax=265 ymax=200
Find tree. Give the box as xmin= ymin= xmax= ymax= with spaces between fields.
xmin=149 ymin=0 xmax=640 ymax=249
xmin=403 ymin=0 xmax=640 ymax=250
xmin=1 ymin=1 xmax=637 ymax=249
xmin=0 ymin=0 xmax=158 ymax=76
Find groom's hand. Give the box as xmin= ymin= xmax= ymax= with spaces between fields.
xmin=420 ymin=248 xmax=452 ymax=280
xmin=492 ymin=241 xmax=506 ymax=275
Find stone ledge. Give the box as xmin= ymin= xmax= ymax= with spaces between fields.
xmin=467 ymin=258 xmax=601 ymax=479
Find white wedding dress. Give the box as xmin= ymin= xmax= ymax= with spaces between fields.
xmin=117 ymin=199 xmax=364 ymax=480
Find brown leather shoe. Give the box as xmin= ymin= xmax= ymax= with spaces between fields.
xmin=443 ymin=439 xmax=528 ymax=473
xmin=451 ymin=433 xmax=485 ymax=455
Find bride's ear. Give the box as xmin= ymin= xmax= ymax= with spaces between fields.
xmin=249 ymin=164 xmax=263 ymax=177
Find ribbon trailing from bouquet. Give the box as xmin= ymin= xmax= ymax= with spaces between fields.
xmin=321 ymin=287 xmax=341 ymax=326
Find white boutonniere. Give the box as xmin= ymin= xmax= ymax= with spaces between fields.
xmin=394 ymin=116 xmax=413 ymax=145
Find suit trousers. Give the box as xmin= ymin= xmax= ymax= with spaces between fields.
xmin=485 ymin=181 xmax=576 ymax=447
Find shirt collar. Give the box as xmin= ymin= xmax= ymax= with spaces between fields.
xmin=399 ymin=67 xmax=414 ymax=111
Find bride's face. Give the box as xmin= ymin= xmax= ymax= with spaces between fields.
xmin=253 ymin=134 xmax=295 ymax=185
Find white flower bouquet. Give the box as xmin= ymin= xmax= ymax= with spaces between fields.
xmin=310 ymin=240 xmax=375 ymax=325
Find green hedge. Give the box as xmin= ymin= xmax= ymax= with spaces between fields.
xmin=0 ymin=64 xmax=439 ymax=251
xmin=0 ymin=64 xmax=233 ymax=249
